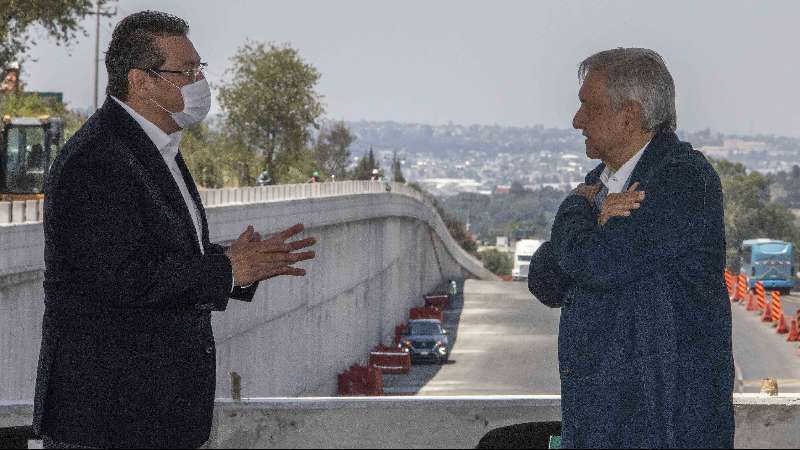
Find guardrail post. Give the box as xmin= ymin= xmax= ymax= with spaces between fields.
xmin=230 ymin=371 xmax=242 ymax=401
xmin=25 ymin=200 xmax=37 ymax=222
xmin=11 ymin=201 xmax=25 ymax=224
xmin=215 ymin=189 xmax=224 ymax=207
xmin=0 ymin=201 xmax=11 ymax=224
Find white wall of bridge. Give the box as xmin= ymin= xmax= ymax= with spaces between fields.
xmin=3 ymin=395 xmax=799 ymax=448
xmin=0 ymin=182 xmax=495 ymax=401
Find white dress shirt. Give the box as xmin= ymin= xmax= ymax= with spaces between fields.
xmin=599 ymin=138 xmax=652 ymax=194
xmin=111 ymin=97 xmax=241 ymax=292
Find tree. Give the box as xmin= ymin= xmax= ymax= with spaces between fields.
xmin=0 ymin=90 xmax=87 ymax=139
xmin=353 ymin=147 xmax=381 ymax=180
xmin=445 ymin=216 xmax=478 ymax=255
xmin=769 ymin=165 xmax=800 ymax=208
xmin=273 ymin=144 xmax=317 ymax=184
xmin=510 ymin=180 xmax=527 ymax=195
xmin=479 ymin=249 xmax=513 ymax=276
xmin=218 ymin=42 xmax=324 ymax=184
xmin=314 ymin=121 xmax=354 ymax=178
xmin=0 ymin=0 xmax=114 ymax=68
xmin=391 ymin=150 xmax=406 ymax=183
xmin=710 ymin=157 xmax=800 ymax=269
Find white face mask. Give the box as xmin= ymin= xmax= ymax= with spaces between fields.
xmin=149 ymin=71 xmax=211 ymax=129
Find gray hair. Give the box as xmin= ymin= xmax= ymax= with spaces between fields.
xmin=578 ymin=48 xmax=677 ymax=133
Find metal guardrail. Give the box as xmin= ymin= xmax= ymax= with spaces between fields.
xmin=0 ymin=181 xmax=428 ymax=225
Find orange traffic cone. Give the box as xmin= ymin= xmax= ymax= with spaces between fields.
xmin=746 ymin=290 xmax=758 ymax=312
xmin=787 ymin=319 xmax=799 ymax=342
xmin=777 ymin=315 xmax=790 ymax=334
xmin=761 ymin=301 xmax=774 ymax=323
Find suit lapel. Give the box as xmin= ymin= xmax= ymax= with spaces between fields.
xmin=626 ymin=131 xmax=678 ymax=189
xmin=175 ymin=152 xmax=210 ymax=248
xmin=100 ymin=98 xmax=201 ymax=254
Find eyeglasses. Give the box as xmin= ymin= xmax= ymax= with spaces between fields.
xmin=143 ymin=62 xmax=208 ymax=82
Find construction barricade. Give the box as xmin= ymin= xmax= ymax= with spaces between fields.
xmin=770 ymin=291 xmax=789 ymax=334
xmin=736 ymin=274 xmax=747 ymax=303
xmin=337 ymin=364 xmax=384 ymax=396
xmin=410 ymin=306 xmax=444 ymax=322
xmin=369 ymin=345 xmax=411 ymax=375
xmin=748 ymin=282 xmax=764 ymax=312
xmin=424 ymin=293 xmax=450 ymax=310
xmin=755 ymin=283 xmax=767 ymax=314
xmin=724 ymin=269 xmax=734 ymax=299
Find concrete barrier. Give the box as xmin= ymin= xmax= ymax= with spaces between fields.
xmin=0 ymin=182 xmax=495 ymax=401
xmin=2 ymin=395 xmax=799 ymax=448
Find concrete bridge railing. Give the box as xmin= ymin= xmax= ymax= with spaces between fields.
xmin=0 ymin=181 xmax=427 ymax=225
xmin=2 ymin=395 xmax=799 ymax=448
xmin=0 ymin=181 xmax=495 ymax=401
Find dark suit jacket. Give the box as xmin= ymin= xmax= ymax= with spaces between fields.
xmin=32 ymin=98 xmax=260 ymax=448
xmin=530 ymin=132 xmax=734 ymax=448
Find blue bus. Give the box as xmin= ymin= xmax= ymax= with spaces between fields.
xmin=739 ymin=239 xmax=796 ymax=294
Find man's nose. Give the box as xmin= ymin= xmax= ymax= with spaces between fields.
xmin=572 ymin=110 xmax=583 ymax=130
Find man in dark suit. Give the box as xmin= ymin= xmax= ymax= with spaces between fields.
xmin=33 ymin=11 xmax=317 ymax=448
xmin=529 ymin=48 xmax=734 ymax=448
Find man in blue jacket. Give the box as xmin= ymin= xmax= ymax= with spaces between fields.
xmin=529 ymin=48 xmax=734 ymax=448
xmin=33 ymin=11 xmax=316 ymax=448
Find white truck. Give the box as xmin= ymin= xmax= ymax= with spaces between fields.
xmin=512 ymin=239 xmax=542 ymax=281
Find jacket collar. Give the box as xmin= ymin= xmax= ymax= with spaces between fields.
xmin=96 ymin=97 xmax=202 ymax=254
xmin=585 ymin=131 xmax=681 ymax=189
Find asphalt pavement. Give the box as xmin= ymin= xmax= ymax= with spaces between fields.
xmin=731 ymin=292 xmax=800 ymax=393
xmin=384 ymin=280 xmax=800 ymax=396
xmin=383 ymin=280 xmax=562 ymax=395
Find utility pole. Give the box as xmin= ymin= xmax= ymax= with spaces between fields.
xmin=89 ymin=1 xmax=116 ymax=112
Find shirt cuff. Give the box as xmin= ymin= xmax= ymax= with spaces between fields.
xmin=230 ymin=272 xmax=254 ymax=292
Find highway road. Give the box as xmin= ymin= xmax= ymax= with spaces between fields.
xmin=731 ymin=291 xmax=800 ymax=393
xmin=383 ymin=280 xmax=561 ymax=395
xmin=384 ymin=280 xmax=800 ymax=396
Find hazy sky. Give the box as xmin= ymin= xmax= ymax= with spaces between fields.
xmin=19 ymin=0 xmax=800 ymax=137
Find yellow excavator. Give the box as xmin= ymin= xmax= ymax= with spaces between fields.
xmin=0 ymin=114 xmax=63 ymax=201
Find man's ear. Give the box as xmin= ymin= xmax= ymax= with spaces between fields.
xmin=623 ymin=101 xmax=644 ymax=131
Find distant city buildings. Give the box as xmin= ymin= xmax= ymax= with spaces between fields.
xmin=340 ymin=121 xmax=800 ymax=196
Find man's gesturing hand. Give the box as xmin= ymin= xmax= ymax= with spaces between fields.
xmin=598 ymin=182 xmax=646 ymax=226
xmin=571 ymin=182 xmax=602 ymax=208
xmin=225 ymin=223 xmax=317 ymax=287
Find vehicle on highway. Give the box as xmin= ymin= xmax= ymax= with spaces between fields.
xmin=400 ymin=319 xmax=450 ymax=364
xmin=740 ymin=239 xmax=796 ymax=295
xmin=512 ymin=239 xmax=542 ymax=281
xmin=1 ymin=115 xmax=63 ymax=201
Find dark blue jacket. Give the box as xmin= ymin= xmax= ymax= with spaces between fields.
xmin=33 ymin=98 xmax=259 ymax=448
xmin=529 ymin=132 xmax=734 ymax=448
